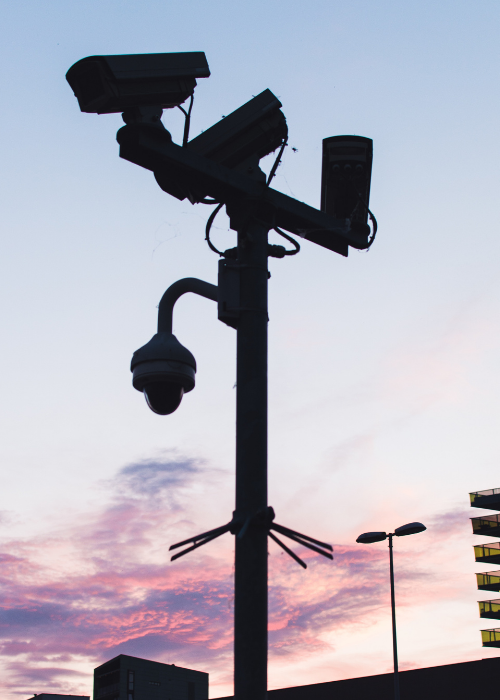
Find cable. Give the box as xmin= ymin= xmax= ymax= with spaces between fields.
xmin=205 ymin=203 xmax=224 ymax=255
xmin=266 ymin=139 xmax=288 ymax=186
xmin=273 ymin=227 xmax=300 ymax=255
xmin=365 ymin=208 xmax=378 ymax=248
xmin=177 ymin=94 xmax=194 ymax=147
xmin=202 ymin=137 xmax=297 ymax=257
xmin=354 ymin=189 xmax=378 ymax=249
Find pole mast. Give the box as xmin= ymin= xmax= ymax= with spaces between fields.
xmin=234 ymin=213 xmax=270 ymax=700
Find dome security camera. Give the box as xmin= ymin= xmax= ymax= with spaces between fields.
xmin=131 ymin=332 xmax=196 ymax=415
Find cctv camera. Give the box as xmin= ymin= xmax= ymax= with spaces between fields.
xmin=321 ymin=135 xmax=373 ymax=233
xmin=66 ymin=52 xmax=210 ymax=114
xmin=188 ymin=89 xmax=287 ymax=169
xmin=131 ymin=332 xmax=196 ymax=415
xmin=154 ymin=88 xmax=287 ymax=201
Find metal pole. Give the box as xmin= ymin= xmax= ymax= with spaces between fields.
xmin=388 ymin=533 xmax=400 ymax=700
xmin=234 ymin=214 xmax=269 ymax=700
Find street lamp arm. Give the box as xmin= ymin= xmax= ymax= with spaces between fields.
xmin=157 ymin=277 xmax=218 ymax=333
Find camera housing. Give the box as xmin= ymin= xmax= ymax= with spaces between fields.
xmin=66 ymin=52 xmax=210 ymax=114
xmin=154 ymin=89 xmax=287 ymax=201
xmin=321 ymin=135 xmax=373 ymax=232
xmin=188 ymin=89 xmax=287 ymax=170
xmin=131 ymin=332 xmax=196 ymax=415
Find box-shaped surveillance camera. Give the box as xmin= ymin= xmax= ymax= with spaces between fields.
xmin=155 ymin=89 xmax=287 ymax=203
xmin=321 ymin=135 xmax=373 ymax=226
xmin=66 ymin=52 xmax=210 ymax=114
xmin=187 ymin=89 xmax=287 ymax=170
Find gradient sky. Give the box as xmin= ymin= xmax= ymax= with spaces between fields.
xmin=1 ymin=0 xmax=500 ymax=698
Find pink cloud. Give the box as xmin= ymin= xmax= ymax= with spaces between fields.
xmin=0 ymin=456 xmax=475 ymax=699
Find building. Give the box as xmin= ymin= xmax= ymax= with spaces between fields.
xmin=470 ymin=486 xmax=500 ymax=647
xmin=27 ymin=695 xmax=89 ymax=700
xmin=214 ymin=657 xmax=500 ymax=700
xmin=94 ymin=654 xmax=208 ymax=700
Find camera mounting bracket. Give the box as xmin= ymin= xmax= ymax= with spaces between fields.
xmin=117 ymin=123 xmax=370 ymax=256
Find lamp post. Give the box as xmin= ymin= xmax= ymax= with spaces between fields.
xmin=356 ymin=522 xmax=426 ymax=700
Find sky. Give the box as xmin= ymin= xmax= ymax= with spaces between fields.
xmin=1 ymin=0 xmax=500 ymax=698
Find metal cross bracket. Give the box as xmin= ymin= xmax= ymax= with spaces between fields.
xmin=169 ymin=506 xmax=333 ymax=569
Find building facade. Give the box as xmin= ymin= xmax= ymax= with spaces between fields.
xmin=470 ymin=486 xmax=500 ymax=647
xmin=94 ymin=654 xmax=208 ymax=700
xmin=214 ymin=657 xmax=500 ymax=700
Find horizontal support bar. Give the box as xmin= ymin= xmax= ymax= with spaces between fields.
xmin=117 ymin=124 xmax=371 ymax=256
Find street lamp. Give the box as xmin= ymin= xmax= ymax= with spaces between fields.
xmin=356 ymin=522 xmax=427 ymax=700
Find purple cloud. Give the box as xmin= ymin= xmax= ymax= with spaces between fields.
xmin=0 ymin=455 xmax=468 ymax=699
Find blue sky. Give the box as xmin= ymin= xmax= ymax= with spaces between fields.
xmin=1 ymin=1 xmax=500 ymax=697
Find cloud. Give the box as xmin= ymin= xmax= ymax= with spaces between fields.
xmin=0 ymin=456 xmax=473 ymax=699
xmin=0 ymin=454 xmax=235 ymax=697
xmin=426 ymin=507 xmax=471 ymax=538
xmin=266 ymin=545 xmax=390 ymax=656
xmin=115 ymin=456 xmax=204 ymax=500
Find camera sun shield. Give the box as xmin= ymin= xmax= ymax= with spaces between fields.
xmin=66 ymin=52 xmax=210 ymax=114
xmin=321 ymin=135 xmax=373 ymax=228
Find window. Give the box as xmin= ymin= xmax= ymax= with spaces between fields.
xmin=128 ymin=669 xmax=135 ymax=700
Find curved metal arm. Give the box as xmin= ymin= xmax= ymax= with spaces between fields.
xmin=158 ymin=277 xmax=218 ymax=333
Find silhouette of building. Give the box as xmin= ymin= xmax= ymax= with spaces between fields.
xmin=26 ymin=695 xmax=89 ymax=700
xmin=214 ymin=657 xmax=500 ymax=700
xmin=94 ymin=654 xmax=208 ymax=700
